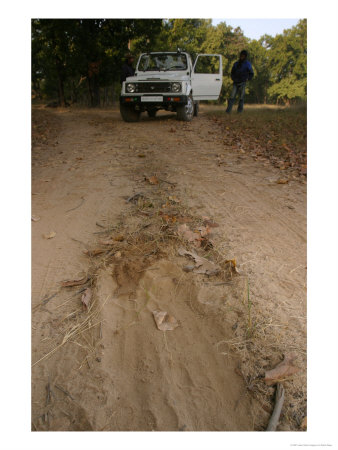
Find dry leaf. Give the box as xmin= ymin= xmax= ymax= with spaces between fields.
xmin=168 ymin=195 xmax=180 ymax=203
xmin=264 ymin=352 xmax=300 ymax=385
xmin=203 ymin=218 xmax=219 ymax=228
xmin=177 ymin=224 xmax=201 ymax=246
xmin=114 ymin=251 xmax=122 ymax=259
xmin=178 ymin=248 xmax=221 ymax=276
xmin=83 ymin=248 xmax=106 ymax=257
xmin=113 ymin=234 xmax=124 ymax=242
xmin=300 ymin=416 xmax=307 ymax=431
xmin=61 ymin=274 xmax=89 ymax=288
xmin=152 ymin=310 xmax=178 ymax=331
xmin=81 ymin=288 xmax=92 ymax=310
xmin=43 ymin=231 xmax=56 ymax=239
xmin=99 ymin=239 xmax=115 ymax=245
xmin=32 ymin=215 xmax=41 ymax=222
xmin=277 ymin=179 xmax=289 ymax=184
xmin=145 ymin=175 xmax=159 ymax=185
xmin=138 ymin=154 xmax=146 ymax=158
xmin=197 ymin=226 xmax=211 ymax=238
xmin=224 ymin=259 xmax=239 ymax=274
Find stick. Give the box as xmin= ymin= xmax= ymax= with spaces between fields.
xmin=32 ymin=291 xmax=59 ymax=311
xmin=96 ymin=221 xmax=106 ymax=228
xmin=127 ymin=192 xmax=145 ymax=203
xmin=45 ymin=380 xmax=52 ymax=406
xmin=158 ymin=178 xmax=176 ymax=186
xmin=266 ymin=383 xmax=285 ymax=431
xmin=223 ymin=169 xmax=243 ymax=175
xmin=55 ymin=384 xmax=75 ymax=401
xmin=66 ymin=196 xmax=85 ymax=213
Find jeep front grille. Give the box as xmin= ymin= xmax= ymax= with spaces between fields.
xmin=136 ymin=82 xmax=172 ymax=93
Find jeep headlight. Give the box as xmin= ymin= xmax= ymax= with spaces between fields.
xmin=126 ymin=83 xmax=136 ymax=93
xmin=171 ymin=82 xmax=181 ymax=93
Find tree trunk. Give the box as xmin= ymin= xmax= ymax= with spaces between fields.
xmin=88 ymin=75 xmax=100 ymax=107
xmin=57 ymin=75 xmax=66 ymax=107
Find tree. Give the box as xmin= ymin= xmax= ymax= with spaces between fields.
xmin=266 ymin=20 xmax=307 ymax=104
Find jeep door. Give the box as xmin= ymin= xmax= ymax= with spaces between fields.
xmin=191 ymin=54 xmax=222 ymax=100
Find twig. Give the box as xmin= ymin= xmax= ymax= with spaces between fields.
xmin=55 ymin=384 xmax=75 ymax=401
xmin=32 ymin=291 xmax=59 ymax=311
xmin=45 ymin=379 xmax=52 ymax=406
xmin=158 ymin=178 xmax=176 ymax=186
xmin=266 ymin=383 xmax=285 ymax=431
xmin=223 ymin=169 xmax=243 ymax=175
xmin=71 ymin=237 xmax=87 ymax=246
xmin=66 ymin=196 xmax=85 ymax=213
xmin=96 ymin=221 xmax=106 ymax=228
xmin=42 ymin=292 xmax=58 ymax=305
xmin=127 ymin=192 xmax=145 ymax=203
xmin=93 ymin=228 xmax=116 ymax=235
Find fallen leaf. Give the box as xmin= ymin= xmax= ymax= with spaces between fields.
xmin=178 ymin=248 xmax=221 ymax=276
xmin=61 ymin=274 xmax=89 ymax=288
xmin=99 ymin=239 xmax=115 ymax=246
xmin=197 ymin=226 xmax=211 ymax=238
xmin=203 ymin=218 xmax=219 ymax=228
xmin=113 ymin=235 xmax=124 ymax=242
xmin=177 ymin=224 xmax=201 ymax=246
xmin=183 ymin=265 xmax=195 ymax=272
xmin=138 ymin=154 xmax=146 ymax=158
xmin=32 ymin=215 xmax=41 ymax=222
xmin=81 ymin=288 xmax=92 ymax=310
xmin=224 ymin=259 xmax=239 ymax=273
xmin=145 ymin=175 xmax=159 ymax=185
xmin=277 ymin=179 xmax=289 ymax=184
xmin=83 ymin=248 xmax=106 ymax=257
xmin=114 ymin=251 xmax=122 ymax=259
xmin=168 ymin=195 xmax=180 ymax=203
xmin=43 ymin=231 xmax=56 ymax=239
xmin=300 ymin=416 xmax=307 ymax=431
xmin=264 ymin=352 xmax=300 ymax=385
xmin=152 ymin=310 xmax=178 ymax=331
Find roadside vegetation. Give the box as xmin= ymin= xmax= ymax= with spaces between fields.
xmin=32 ymin=19 xmax=307 ymax=108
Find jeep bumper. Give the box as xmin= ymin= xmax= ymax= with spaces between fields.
xmin=120 ymin=95 xmax=189 ymax=107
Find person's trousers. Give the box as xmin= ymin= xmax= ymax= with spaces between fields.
xmin=226 ymin=82 xmax=246 ymax=113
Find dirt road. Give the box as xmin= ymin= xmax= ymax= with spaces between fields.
xmin=31 ymin=105 xmax=306 ymax=431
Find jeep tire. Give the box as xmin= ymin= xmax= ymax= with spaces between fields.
xmin=176 ymin=95 xmax=194 ymax=122
xmin=120 ymin=104 xmax=141 ymax=122
xmin=193 ymin=101 xmax=199 ymax=117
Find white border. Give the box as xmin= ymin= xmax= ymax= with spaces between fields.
xmin=1 ymin=1 xmax=338 ymax=449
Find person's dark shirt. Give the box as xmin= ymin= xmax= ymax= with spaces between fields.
xmin=231 ymin=59 xmax=254 ymax=84
xmin=120 ymin=62 xmax=135 ymax=84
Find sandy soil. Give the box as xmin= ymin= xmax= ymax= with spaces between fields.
xmin=31 ymin=105 xmax=306 ymax=431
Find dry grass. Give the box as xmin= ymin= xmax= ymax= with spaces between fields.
xmin=32 ymin=167 xmax=306 ymax=430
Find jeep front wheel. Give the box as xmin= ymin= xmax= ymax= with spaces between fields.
xmin=177 ymin=95 xmax=194 ymax=122
xmin=193 ymin=101 xmax=199 ymax=117
xmin=120 ymin=104 xmax=141 ymax=122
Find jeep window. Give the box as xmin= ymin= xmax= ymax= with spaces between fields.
xmin=138 ymin=54 xmax=188 ymax=72
xmin=194 ymin=55 xmax=220 ymax=74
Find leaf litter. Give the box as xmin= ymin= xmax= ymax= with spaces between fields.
xmin=264 ymin=352 xmax=300 ymax=385
xmin=152 ymin=310 xmax=179 ymax=331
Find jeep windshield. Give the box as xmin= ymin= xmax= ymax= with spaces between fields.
xmin=137 ymin=53 xmax=188 ymax=72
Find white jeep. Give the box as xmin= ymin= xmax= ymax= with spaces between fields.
xmin=120 ymin=51 xmax=222 ymax=122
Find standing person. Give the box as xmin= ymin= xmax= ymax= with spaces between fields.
xmin=226 ymin=50 xmax=254 ymax=113
xmin=120 ymin=53 xmax=135 ymax=84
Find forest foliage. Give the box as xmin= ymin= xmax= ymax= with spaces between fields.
xmin=31 ymin=19 xmax=307 ymax=107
